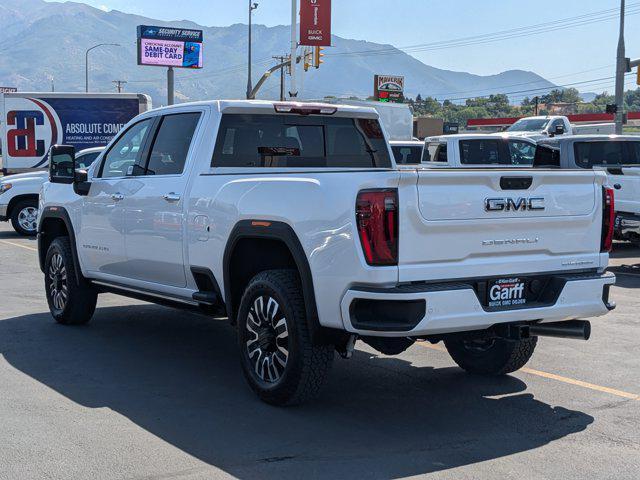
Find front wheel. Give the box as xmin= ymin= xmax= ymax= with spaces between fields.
xmin=44 ymin=237 xmax=98 ymax=325
xmin=444 ymin=336 xmax=537 ymax=376
xmin=10 ymin=199 xmax=38 ymax=236
xmin=237 ymin=269 xmax=334 ymax=406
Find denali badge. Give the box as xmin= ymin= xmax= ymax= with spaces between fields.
xmin=485 ymin=197 xmax=545 ymax=212
xmin=482 ymin=238 xmax=539 ymax=246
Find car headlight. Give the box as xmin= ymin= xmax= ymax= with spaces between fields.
xmin=0 ymin=183 xmax=12 ymax=194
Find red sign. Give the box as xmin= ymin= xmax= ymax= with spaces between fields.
xmin=300 ymin=0 xmax=331 ymax=46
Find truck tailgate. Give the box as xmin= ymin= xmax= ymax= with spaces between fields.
xmin=398 ymin=169 xmax=605 ymax=283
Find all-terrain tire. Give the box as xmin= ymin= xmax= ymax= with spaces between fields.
xmin=237 ymin=269 xmax=334 ymax=406
xmin=10 ymin=198 xmax=39 ymax=236
xmin=444 ymin=337 xmax=537 ymax=375
xmin=44 ymin=237 xmax=98 ymax=325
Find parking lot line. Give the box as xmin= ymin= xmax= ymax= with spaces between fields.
xmin=0 ymin=239 xmax=37 ymax=252
xmin=417 ymin=342 xmax=640 ymax=401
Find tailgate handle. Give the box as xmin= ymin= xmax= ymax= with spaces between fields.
xmin=500 ymin=176 xmax=532 ymax=190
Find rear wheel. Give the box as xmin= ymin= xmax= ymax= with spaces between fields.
xmin=10 ymin=199 xmax=38 ymax=236
xmin=444 ymin=337 xmax=537 ymax=375
xmin=44 ymin=237 xmax=97 ymax=325
xmin=237 ymin=269 xmax=334 ymax=406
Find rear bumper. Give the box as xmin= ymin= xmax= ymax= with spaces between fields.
xmin=615 ymin=212 xmax=640 ymax=238
xmin=340 ymin=271 xmax=616 ymax=337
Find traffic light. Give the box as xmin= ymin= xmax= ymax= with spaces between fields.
xmin=314 ymin=46 xmax=325 ymax=69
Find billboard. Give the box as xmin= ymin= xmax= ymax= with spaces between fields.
xmin=374 ymin=75 xmax=405 ymax=103
xmin=137 ymin=25 xmax=203 ymax=69
xmin=1 ymin=93 xmax=150 ymax=171
xmin=300 ymin=0 xmax=332 ymax=46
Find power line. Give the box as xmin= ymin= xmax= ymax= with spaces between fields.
xmin=328 ymin=4 xmax=640 ymax=58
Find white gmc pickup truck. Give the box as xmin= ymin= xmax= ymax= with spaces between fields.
xmin=38 ymin=100 xmax=616 ymax=406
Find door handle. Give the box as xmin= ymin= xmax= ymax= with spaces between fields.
xmin=111 ymin=193 xmax=124 ymax=201
xmin=163 ymin=192 xmax=181 ymax=203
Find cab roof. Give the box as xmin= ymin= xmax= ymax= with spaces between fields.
xmin=145 ymin=99 xmax=380 ymax=118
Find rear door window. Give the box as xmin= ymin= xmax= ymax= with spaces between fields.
xmin=392 ymin=145 xmax=423 ymax=164
xmin=573 ymin=141 xmax=637 ymax=168
xmin=211 ymin=114 xmax=391 ymax=168
xmin=144 ymin=112 xmax=201 ymax=176
xmin=425 ymin=141 xmax=447 ymax=163
xmin=459 ymin=139 xmax=504 ymax=165
xmin=507 ymin=140 xmax=536 ymax=165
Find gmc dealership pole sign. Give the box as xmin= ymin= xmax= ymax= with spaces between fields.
xmin=300 ymin=0 xmax=332 ymax=46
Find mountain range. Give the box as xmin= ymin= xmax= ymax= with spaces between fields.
xmin=0 ymin=0 xmax=557 ymax=106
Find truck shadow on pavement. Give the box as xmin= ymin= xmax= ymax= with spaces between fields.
xmin=0 ymin=231 xmax=36 ymax=240
xmin=0 ymin=304 xmax=594 ymax=479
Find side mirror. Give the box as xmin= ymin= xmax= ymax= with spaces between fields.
xmin=48 ymin=145 xmax=91 ymax=195
xmin=49 ymin=145 xmax=76 ymax=184
xmin=73 ymin=169 xmax=91 ymax=196
xmin=554 ymin=124 xmax=565 ymax=135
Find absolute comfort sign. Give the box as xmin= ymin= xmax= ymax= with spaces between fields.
xmin=137 ymin=25 xmax=203 ymax=69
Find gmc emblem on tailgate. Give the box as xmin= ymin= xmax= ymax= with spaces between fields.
xmin=485 ymin=197 xmax=545 ymax=212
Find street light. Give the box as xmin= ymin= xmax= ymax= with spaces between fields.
xmin=85 ymin=43 xmax=121 ymax=93
xmin=246 ymin=1 xmax=259 ymax=99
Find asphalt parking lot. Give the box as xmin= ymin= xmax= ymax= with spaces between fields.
xmin=0 ymin=222 xmax=638 ymax=480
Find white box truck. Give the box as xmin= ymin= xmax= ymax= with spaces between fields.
xmin=1 ymin=92 xmax=151 ymax=175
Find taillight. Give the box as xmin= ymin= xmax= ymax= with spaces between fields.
xmin=356 ymin=189 xmax=398 ymax=266
xmin=601 ymin=186 xmax=615 ymax=253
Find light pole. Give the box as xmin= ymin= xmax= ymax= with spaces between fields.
xmin=615 ymin=0 xmax=626 ymax=134
xmin=246 ymin=2 xmax=259 ymax=99
xmin=85 ymin=43 xmax=120 ymax=93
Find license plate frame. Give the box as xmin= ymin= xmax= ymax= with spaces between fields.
xmin=486 ymin=277 xmax=529 ymax=309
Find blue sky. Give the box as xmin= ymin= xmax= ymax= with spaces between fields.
xmin=52 ymin=0 xmax=638 ymax=92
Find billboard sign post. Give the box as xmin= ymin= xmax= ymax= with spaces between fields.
xmin=137 ymin=25 xmax=203 ymax=105
xmin=374 ymin=75 xmax=405 ymax=103
xmin=299 ymin=0 xmax=332 ymax=46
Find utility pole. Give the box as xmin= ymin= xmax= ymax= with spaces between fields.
xmin=534 ymin=96 xmax=539 ymax=115
xmin=289 ymin=0 xmax=298 ymax=99
xmin=112 ymin=80 xmax=127 ymax=93
xmin=246 ymin=1 xmax=259 ymax=99
xmin=273 ymin=55 xmax=288 ymax=101
xmin=167 ymin=67 xmax=174 ymax=105
xmin=615 ymin=0 xmax=627 ymax=134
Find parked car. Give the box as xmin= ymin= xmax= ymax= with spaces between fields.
xmin=536 ymin=135 xmax=640 ymax=245
xmin=422 ymin=134 xmax=537 ymax=167
xmin=0 ymin=147 xmax=104 ymax=235
xmin=39 ymin=100 xmax=615 ymax=406
xmin=390 ymin=140 xmax=424 ymax=164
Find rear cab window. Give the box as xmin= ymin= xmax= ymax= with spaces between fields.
xmin=573 ymin=141 xmax=640 ymax=168
xmin=459 ymin=139 xmax=502 ymax=165
xmin=211 ymin=114 xmax=392 ymax=168
xmin=391 ymin=145 xmax=423 ymax=164
xmin=459 ymin=139 xmax=535 ymax=166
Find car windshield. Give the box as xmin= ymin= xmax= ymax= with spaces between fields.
xmin=507 ymin=119 xmax=550 ymax=132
